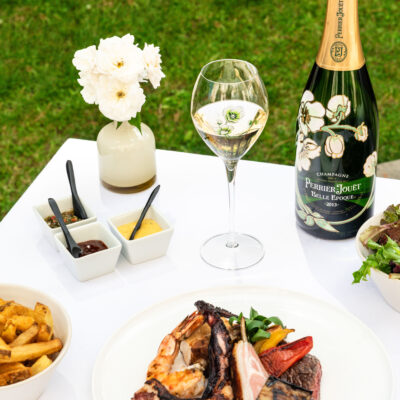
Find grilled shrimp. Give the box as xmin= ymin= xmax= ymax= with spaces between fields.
xmin=143 ymin=311 xmax=206 ymax=398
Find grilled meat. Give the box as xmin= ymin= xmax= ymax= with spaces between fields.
xmin=258 ymin=377 xmax=312 ymax=400
xmin=232 ymin=340 xmax=269 ymax=400
xmin=195 ymin=301 xmax=234 ymax=400
xmin=194 ymin=300 xmax=236 ymax=319
xmin=133 ymin=301 xmax=322 ymax=400
xmin=148 ymin=301 xmax=235 ymax=400
xmin=180 ymin=319 xmax=240 ymax=369
xmin=280 ymin=355 xmax=322 ymax=400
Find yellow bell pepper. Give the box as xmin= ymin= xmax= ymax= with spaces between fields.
xmin=254 ymin=326 xmax=295 ymax=354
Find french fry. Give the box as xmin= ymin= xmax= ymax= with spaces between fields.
xmin=10 ymin=316 xmax=35 ymax=332
xmin=0 ymin=302 xmax=45 ymax=325
xmin=0 ymin=339 xmax=62 ymax=363
xmin=1 ymin=321 xmax=16 ymax=344
xmin=9 ymin=323 xmax=39 ymax=348
xmin=0 ymin=338 xmax=11 ymax=360
xmin=0 ymin=298 xmax=62 ymax=385
xmin=34 ymin=303 xmax=54 ymax=341
xmin=0 ymin=363 xmax=31 ymax=386
xmin=37 ymin=323 xmax=52 ymax=342
xmin=30 ymin=355 xmax=52 ymax=376
xmin=0 ymin=316 xmax=6 ymax=334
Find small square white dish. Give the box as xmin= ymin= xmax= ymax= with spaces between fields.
xmin=33 ymin=196 xmax=96 ymax=249
xmin=54 ymin=222 xmax=121 ymax=282
xmin=108 ymin=206 xmax=173 ymax=265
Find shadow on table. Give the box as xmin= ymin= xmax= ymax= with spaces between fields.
xmin=39 ymin=371 xmax=78 ymax=400
xmin=295 ymin=226 xmax=385 ymax=319
xmin=35 ymin=236 xmax=127 ymax=301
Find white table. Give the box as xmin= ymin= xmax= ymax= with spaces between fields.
xmin=1 ymin=138 xmax=399 ymax=399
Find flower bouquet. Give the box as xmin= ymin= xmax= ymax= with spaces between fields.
xmin=72 ymin=34 xmax=165 ymax=191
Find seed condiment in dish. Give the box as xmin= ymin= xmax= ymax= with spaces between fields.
xmin=44 ymin=210 xmax=81 ymax=228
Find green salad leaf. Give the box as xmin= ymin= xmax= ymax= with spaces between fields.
xmin=352 ymin=237 xmax=400 ymax=283
xmin=382 ymin=204 xmax=400 ymax=224
xmin=229 ymin=307 xmax=284 ymax=343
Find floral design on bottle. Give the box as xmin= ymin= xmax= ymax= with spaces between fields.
xmin=295 ymin=90 xmax=376 ymax=232
xmin=363 ymin=151 xmax=378 ymax=177
xmin=296 ymin=90 xmax=370 ymax=171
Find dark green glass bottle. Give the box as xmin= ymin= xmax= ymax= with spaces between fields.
xmin=295 ymin=0 xmax=379 ymax=240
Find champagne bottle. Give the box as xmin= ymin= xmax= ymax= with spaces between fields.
xmin=295 ymin=0 xmax=378 ymax=240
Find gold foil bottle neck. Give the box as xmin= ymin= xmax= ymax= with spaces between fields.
xmin=316 ymin=0 xmax=365 ymax=71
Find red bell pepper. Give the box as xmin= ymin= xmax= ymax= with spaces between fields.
xmin=259 ymin=336 xmax=313 ymax=377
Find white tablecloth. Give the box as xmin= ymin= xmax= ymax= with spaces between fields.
xmin=1 ymin=138 xmax=399 ymax=399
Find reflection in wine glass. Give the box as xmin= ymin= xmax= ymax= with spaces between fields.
xmin=191 ymin=59 xmax=269 ymax=270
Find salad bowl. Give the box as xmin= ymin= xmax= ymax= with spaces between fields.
xmin=355 ymin=211 xmax=400 ymax=312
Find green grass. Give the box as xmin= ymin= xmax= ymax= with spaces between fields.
xmin=1 ymin=0 xmax=399 ymax=219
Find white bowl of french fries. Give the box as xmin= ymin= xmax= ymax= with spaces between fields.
xmin=0 ymin=284 xmax=71 ymax=400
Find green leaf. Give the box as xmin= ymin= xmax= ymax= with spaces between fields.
xmin=268 ymin=316 xmax=284 ymax=327
xmin=130 ymin=113 xmax=142 ymax=133
xmin=249 ymin=307 xmax=258 ymax=320
xmin=246 ymin=320 xmax=265 ymax=332
xmin=251 ymin=329 xmax=271 ymax=343
xmin=382 ymin=204 xmax=400 ymax=224
xmin=353 ymin=237 xmax=400 ymax=283
xmin=254 ymin=315 xmax=269 ymax=322
xmin=229 ymin=316 xmax=237 ymax=325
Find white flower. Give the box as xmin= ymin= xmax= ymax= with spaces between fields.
xmin=97 ymin=76 xmax=146 ymax=121
xmin=96 ymin=34 xmax=146 ymax=83
xmin=77 ymin=71 xmax=100 ymax=104
xmin=142 ymin=43 xmax=165 ymax=89
xmin=325 ymin=135 xmax=345 ymax=159
xmin=298 ymin=91 xmax=325 ymax=136
xmin=363 ymin=151 xmax=378 ymax=177
xmin=72 ymin=45 xmax=97 ymax=73
xmin=296 ymin=137 xmax=321 ymax=171
xmin=326 ymin=95 xmax=351 ymax=123
xmin=355 ymin=122 xmax=368 ymax=142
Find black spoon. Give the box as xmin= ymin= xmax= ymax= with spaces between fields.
xmin=129 ymin=185 xmax=161 ymax=240
xmin=48 ymin=198 xmax=82 ymax=258
xmin=66 ymin=160 xmax=88 ymax=220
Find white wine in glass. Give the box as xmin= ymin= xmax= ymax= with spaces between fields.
xmin=191 ymin=59 xmax=269 ymax=270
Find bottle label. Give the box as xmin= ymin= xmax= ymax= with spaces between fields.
xmin=295 ymin=90 xmax=377 ymax=233
xmin=296 ymin=174 xmax=374 ymax=231
xmin=316 ymin=0 xmax=365 ymax=71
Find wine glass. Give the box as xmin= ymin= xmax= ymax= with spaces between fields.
xmin=191 ymin=59 xmax=269 ymax=270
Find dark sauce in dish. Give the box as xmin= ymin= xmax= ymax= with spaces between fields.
xmin=77 ymin=240 xmax=108 ymax=257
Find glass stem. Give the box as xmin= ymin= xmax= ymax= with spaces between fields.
xmin=225 ymin=161 xmax=238 ymax=248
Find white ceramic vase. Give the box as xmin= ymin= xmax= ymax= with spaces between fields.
xmin=97 ymin=121 xmax=156 ymax=191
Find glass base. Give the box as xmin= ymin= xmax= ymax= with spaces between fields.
xmin=100 ymin=175 xmax=156 ymax=194
xmin=200 ymin=233 xmax=264 ymax=270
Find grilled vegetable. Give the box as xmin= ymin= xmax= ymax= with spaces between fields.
xmin=254 ymin=326 xmax=295 ymax=354
xmin=259 ymin=337 xmax=313 ymax=377
xmin=257 ymin=376 xmax=312 ymax=400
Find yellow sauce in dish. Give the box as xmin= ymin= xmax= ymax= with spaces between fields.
xmin=117 ymin=218 xmax=163 ymax=240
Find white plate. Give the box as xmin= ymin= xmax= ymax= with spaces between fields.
xmin=92 ymin=286 xmax=395 ymax=400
